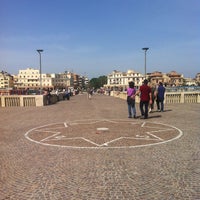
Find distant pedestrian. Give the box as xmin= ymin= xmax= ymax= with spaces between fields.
xmin=65 ymin=87 xmax=70 ymax=100
xmin=136 ymin=79 xmax=152 ymax=119
xmin=45 ymin=88 xmax=51 ymax=105
xmin=87 ymin=88 xmax=93 ymax=99
xmin=156 ymin=82 xmax=165 ymax=112
xmin=126 ymin=81 xmax=137 ymax=118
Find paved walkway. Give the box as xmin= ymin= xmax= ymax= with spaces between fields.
xmin=0 ymin=93 xmax=199 ymax=200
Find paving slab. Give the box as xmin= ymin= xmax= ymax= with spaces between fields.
xmin=0 ymin=93 xmax=199 ymax=200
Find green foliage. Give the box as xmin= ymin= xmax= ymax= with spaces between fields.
xmin=89 ymin=76 xmax=107 ymax=89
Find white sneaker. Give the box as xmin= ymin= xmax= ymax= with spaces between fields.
xmin=149 ymin=108 xmax=151 ymax=113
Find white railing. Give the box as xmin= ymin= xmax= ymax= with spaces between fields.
xmin=1 ymin=91 xmax=199 ymax=107
xmin=0 ymin=94 xmax=65 ymax=107
xmin=111 ymin=91 xmax=200 ymax=104
xmin=0 ymin=95 xmax=43 ymax=107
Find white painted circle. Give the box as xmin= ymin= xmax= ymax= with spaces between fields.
xmin=25 ymin=119 xmax=183 ymax=149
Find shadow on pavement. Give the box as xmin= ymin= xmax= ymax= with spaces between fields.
xmin=148 ymin=115 xmax=162 ymax=119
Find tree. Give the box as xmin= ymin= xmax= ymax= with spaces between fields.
xmin=89 ymin=76 xmax=107 ymax=89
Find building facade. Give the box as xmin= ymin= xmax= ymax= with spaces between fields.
xmin=196 ymin=73 xmax=200 ymax=85
xmin=15 ymin=68 xmax=88 ymax=90
xmin=0 ymin=71 xmax=14 ymax=89
xmin=17 ymin=68 xmax=40 ymax=89
xmin=166 ymin=71 xmax=184 ymax=86
xmin=105 ymin=69 xmax=144 ymax=90
xmin=105 ymin=69 xmax=189 ymax=90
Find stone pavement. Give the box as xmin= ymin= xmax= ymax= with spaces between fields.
xmin=0 ymin=93 xmax=199 ymax=200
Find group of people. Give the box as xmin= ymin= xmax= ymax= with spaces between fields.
xmin=126 ymin=79 xmax=165 ymax=119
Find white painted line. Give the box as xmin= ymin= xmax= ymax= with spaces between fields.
xmin=34 ymin=130 xmax=59 ymax=133
xmin=146 ymin=132 xmax=164 ymax=141
xmin=124 ymin=136 xmax=159 ymax=141
xmin=135 ymin=135 xmax=146 ymax=138
xmin=141 ymin=122 xmax=146 ymax=127
xmin=64 ymin=122 xmax=68 ymax=127
xmin=100 ymin=137 xmax=123 ymax=146
xmin=149 ymin=128 xmax=174 ymax=133
xmin=55 ymin=135 xmax=66 ymax=139
xmin=81 ymin=137 xmax=100 ymax=146
xmin=40 ymin=132 xmax=60 ymax=142
xmin=143 ymin=125 xmax=173 ymax=130
xmin=97 ymin=127 xmax=109 ymax=131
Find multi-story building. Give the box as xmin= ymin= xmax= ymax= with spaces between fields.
xmin=105 ymin=69 xmax=186 ymax=90
xmin=84 ymin=76 xmax=89 ymax=86
xmin=105 ymin=69 xmax=144 ymax=90
xmin=16 ymin=68 xmax=78 ymax=90
xmin=148 ymin=71 xmax=170 ymax=86
xmin=195 ymin=73 xmax=200 ymax=85
xmin=166 ymin=71 xmax=184 ymax=86
xmin=184 ymin=78 xmax=197 ymax=86
xmin=51 ymin=72 xmax=72 ymax=89
xmin=147 ymin=71 xmax=184 ymax=86
xmin=72 ymin=73 xmax=79 ymax=89
xmin=148 ymin=71 xmax=163 ymax=85
xmin=17 ymin=68 xmax=40 ymax=89
xmin=42 ymin=73 xmax=54 ymax=89
xmin=65 ymin=71 xmax=74 ymax=88
xmin=0 ymin=70 xmax=14 ymax=89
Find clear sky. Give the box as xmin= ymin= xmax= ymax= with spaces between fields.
xmin=0 ymin=0 xmax=199 ymax=78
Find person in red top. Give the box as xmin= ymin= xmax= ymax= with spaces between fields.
xmin=136 ymin=79 xmax=152 ymax=119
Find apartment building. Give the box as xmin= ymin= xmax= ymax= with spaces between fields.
xmin=16 ymin=68 xmax=77 ymax=90
xmin=51 ymin=72 xmax=73 ymax=89
xmin=195 ymin=73 xmax=200 ymax=85
xmin=105 ymin=69 xmax=188 ymax=90
xmin=42 ymin=73 xmax=54 ymax=89
xmin=166 ymin=71 xmax=184 ymax=86
xmin=148 ymin=71 xmax=184 ymax=86
xmin=148 ymin=71 xmax=169 ymax=86
xmin=17 ymin=68 xmax=40 ymax=89
xmin=0 ymin=71 xmax=14 ymax=89
xmin=105 ymin=69 xmax=144 ymax=90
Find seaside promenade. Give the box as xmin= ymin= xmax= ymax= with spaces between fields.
xmin=0 ymin=93 xmax=199 ymax=200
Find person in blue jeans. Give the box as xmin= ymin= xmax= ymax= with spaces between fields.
xmin=135 ymin=79 xmax=152 ymax=119
xmin=126 ymin=81 xmax=136 ymax=118
xmin=156 ymin=82 xmax=165 ymax=112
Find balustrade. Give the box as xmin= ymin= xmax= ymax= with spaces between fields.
xmin=112 ymin=91 xmax=200 ymax=104
xmin=0 ymin=91 xmax=199 ymax=107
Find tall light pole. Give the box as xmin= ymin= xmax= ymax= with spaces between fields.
xmin=142 ymin=47 xmax=149 ymax=79
xmin=37 ymin=49 xmax=43 ymax=94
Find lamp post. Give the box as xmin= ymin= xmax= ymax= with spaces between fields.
xmin=142 ymin=47 xmax=149 ymax=79
xmin=37 ymin=49 xmax=43 ymax=94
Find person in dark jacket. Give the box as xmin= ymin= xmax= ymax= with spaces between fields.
xmin=156 ymin=82 xmax=165 ymax=112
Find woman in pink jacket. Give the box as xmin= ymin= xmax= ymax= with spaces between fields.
xmin=127 ymin=81 xmax=137 ymax=118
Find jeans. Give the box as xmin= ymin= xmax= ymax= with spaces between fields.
xmin=156 ymin=99 xmax=164 ymax=111
xmin=127 ymin=101 xmax=136 ymax=117
xmin=140 ymin=101 xmax=149 ymax=118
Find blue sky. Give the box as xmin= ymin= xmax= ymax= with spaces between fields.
xmin=0 ymin=0 xmax=199 ymax=78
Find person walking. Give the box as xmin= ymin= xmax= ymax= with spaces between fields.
xmin=126 ymin=81 xmax=137 ymax=118
xmin=136 ymin=79 xmax=152 ymax=119
xmin=156 ymin=82 xmax=165 ymax=112
xmin=148 ymin=83 xmax=156 ymax=113
xmin=87 ymin=87 xmax=93 ymax=99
